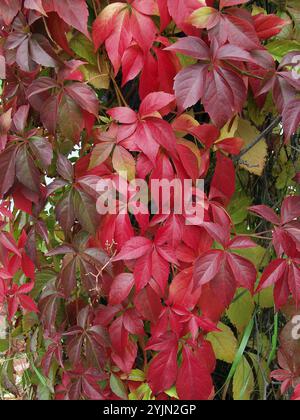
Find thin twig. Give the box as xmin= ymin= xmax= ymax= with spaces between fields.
xmin=234 ymin=116 xmax=282 ymax=162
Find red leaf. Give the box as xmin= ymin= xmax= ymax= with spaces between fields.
xmin=176 ymin=346 xmax=213 ymax=400
xmin=121 ymin=45 xmax=144 ymax=86
xmin=228 ymin=236 xmax=257 ymax=249
xmin=287 ymin=262 xmax=300 ymax=307
xmin=18 ymin=294 xmax=39 ymax=313
xmin=46 ymin=0 xmax=90 ymax=38
xmin=210 ymin=152 xmax=235 ymax=205
xmin=108 ymin=107 xmax=137 ymax=124
xmin=257 ymin=259 xmax=287 ymax=291
xmin=249 ymin=205 xmax=280 ymax=225
xmin=24 ymin=0 xmax=46 ymax=15
xmin=168 ymin=267 xmax=199 ymax=309
xmin=166 ymin=37 xmax=210 ymax=60
xmin=139 ymin=92 xmax=175 ymax=118
xmin=22 ymin=252 xmax=35 ymax=280
xmin=65 ymin=83 xmax=99 ymax=116
xmin=253 ymin=14 xmax=288 ymax=40
xmin=134 ymin=251 xmax=152 ymax=291
xmin=281 ymin=196 xmax=300 ymax=225
xmin=0 ymin=145 xmax=17 ymax=198
xmin=174 ymin=64 xmax=208 ymax=112
xmin=0 ymin=0 xmax=21 ymax=26
xmin=111 ymin=339 xmax=137 ymax=374
xmin=130 ymin=8 xmax=157 ymax=52
xmin=12 ymin=105 xmax=30 ymax=133
xmin=123 ymin=309 xmax=144 ymax=335
xmin=114 ymin=237 xmax=152 ymax=261
xmin=157 ymin=0 xmax=171 ymax=30
xmin=167 ymin=0 xmax=201 ymax=36
xmin=194 ymin=250 xmax=224 ymax=287
xmin=109 ymin=316 xmax=128 ymax=355
xmin=134 ymin=286 xmax=163 ymax=323
xmin=283 ymin=98 xmax=300 ymax=141
xmin=0 ymin=232 xmax=21 ymax=257
xmin=292 ymin=385 xmax=300 ymax=401
xmin=109 ymin=273 xmax=134 ymax=305
xmin=226 ymin=252 xmax=256 ymax=293
xmin=92 ymin=3 xmax=125 ymax=50
xmin=148 ymin=347 xmax=178 ymax=394
xmin=46 ymin=12 xmax=74 ymax=56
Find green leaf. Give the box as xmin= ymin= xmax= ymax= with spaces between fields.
xmin=225 ymin=317 xmax=254 ymax=386
xmin=70 ymin=34 xmax=97 ymax=66
xmin=129 ymin=383 xmax=154 ymax=400
xmin=227 ymin=289 xmax=255 ymax=333
xmin=110 ymin=374 xmax=128 ymax=400
xmin=58 ymin=96 xmax=84 ymax=142
xmin=112 ymin=146 xmax=136 ymax=181
xmin=233 ymin=356 xmax=255 ymax=400
xmin=248 ymin=352 xmax=270 ymax=400
xmin=73 ymin=189 xmax=100 ymax=235
xmin=228 ymin=192 xmax=252 ymax=225
xmin=56 ymin=189 xmax=75 ymax=232
xmin=0 ymin=339 xmax=9 ymax=353
xmin=207 ymin=323 xmax=238 ymax=363
xmin=22 ymin=312 xmax=38 ymax=333
xmin=234 ymin=246 xmax=269 ymax=269
xmin=165 ymin=386 xmax=179 ymax=399
xmin=16 ymin=145 xmax=41 ymax=194
xmin=32 ymin=269 xmax=57 ymax=298
xmin=267 ymin=40 xmax=300 ymax=61
xmin=255 ymin=286 xmax=274 ymax=308
xmin=128 ymin=369 xmax=145 ymax=382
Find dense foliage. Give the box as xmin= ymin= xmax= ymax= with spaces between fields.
xmin=0 ymin=0 xmax=299 ymax=401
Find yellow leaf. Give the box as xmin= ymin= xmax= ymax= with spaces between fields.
xmin=207 ymin=323 xmax=238 ymax=363
xmin=218 ymin=116 xmax=239 ymax=141
xmin=189 ymin=7 xmax=217 ymax=28
xmin=226 ymin=290 xmax=255 ymax=333
xmin=165 ymin=386 xmax=179 ymax=399
xmin=80 ymin=63 xmax=110 ymax=90
xmin=127 ymin=369 xmax=145 ymax=382
xmin=251 ymin=6 xmax=266 ymax=16
xmin=233 ymin=356 xmax=255 ymax=400
xmin=236 ymin=119 xmax=268 ymax=176
xmin=112 ymin=145 xmax=136 ymax=181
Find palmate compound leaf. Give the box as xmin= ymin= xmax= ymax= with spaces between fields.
xmin=27 ymin=75 xmax=99 ymax=140
xmin=167 ymin=39 xmax=255 ymax=127
xmin=92 ymin=1 xmax=157 ymax=75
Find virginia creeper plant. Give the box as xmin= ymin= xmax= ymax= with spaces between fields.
xmin=0 ymin=0 xmax=300 ymax=401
